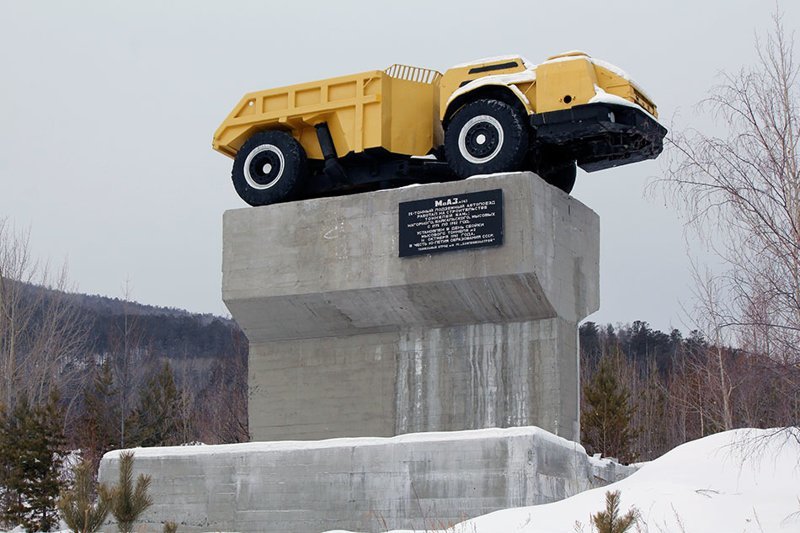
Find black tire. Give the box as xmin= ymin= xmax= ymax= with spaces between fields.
xmin=444 ymin=99 xmax=529 ymax=178
xmin=539 ymin=159 xmax=577 ymax=194
xmin=231 ymin=130 xmax=307 ymax=206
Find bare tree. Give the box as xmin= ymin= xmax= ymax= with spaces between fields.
xmin=685 ymin=266 xmax=736 ymax=432
xmin=109 ymin=280 xmax=146 ymax=448
xmin=0 ymin=219 xmax=88 ymax=412
xmin=174 ymin=348 xmax=198 ymax=444
xmin=662 ymin=11 xmax=800 ymax=429
xmin=196 ymin=331 xmax=249 ymax=444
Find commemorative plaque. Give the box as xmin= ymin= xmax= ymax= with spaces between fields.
xmin=399 ymin=189 xmax=503 ymax=257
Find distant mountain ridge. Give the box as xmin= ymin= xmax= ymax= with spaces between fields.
xmin=6 ymin=279 xmax=245 ymax=361
xmin=64 ymin=291 xmax=232 ymax=326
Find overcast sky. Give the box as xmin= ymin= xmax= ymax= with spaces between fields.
xmin=1 ymin=0 xmax=796 ymax=332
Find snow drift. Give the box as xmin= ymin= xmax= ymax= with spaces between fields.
xmin=329 ymin=428 xmax=800 ymax=533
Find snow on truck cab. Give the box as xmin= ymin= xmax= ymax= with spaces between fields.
xmin=213 ymin=51 xmax=667 ymax=206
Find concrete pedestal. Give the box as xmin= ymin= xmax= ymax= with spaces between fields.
xmin=223 ymin=172 xmax=599 ymax=443
xmin=97 ymin=173 xmax=607 ymax=533
xmin=98 ymin=427 xmax=634 ymax=533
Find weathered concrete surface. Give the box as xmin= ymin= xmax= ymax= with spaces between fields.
xmin=250 ymin=318 xmax=580 ymax=441
xmin=224 ymin=172 xmax=599 ymax=341
xmin=224 ymin=172 xmax=599 ymax=442
xmin=98 ymin=427 xmax=635 ymax=533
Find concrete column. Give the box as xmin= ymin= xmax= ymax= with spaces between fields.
xmin=224 ymin=172 xmax=599 ymax=443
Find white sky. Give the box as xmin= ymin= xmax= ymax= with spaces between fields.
xmin=1 ymin=0 xmax=796 ymax=332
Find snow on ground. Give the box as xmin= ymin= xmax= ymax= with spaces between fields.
xmin=5 ymin=428 xmax=798 ymax=532
xmin=327 ymin=428 xmax=800 ymax=533
xmin=102 ymin=425 xmax=579 ymax=459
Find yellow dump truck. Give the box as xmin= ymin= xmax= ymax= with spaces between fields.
xmin=213 ymin=51 xmax=666 ymax=206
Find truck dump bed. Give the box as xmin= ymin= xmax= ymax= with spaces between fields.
xmin=213 ymin=66 xmax=442 ymax=161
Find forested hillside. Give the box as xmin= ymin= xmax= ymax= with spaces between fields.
xmin=5 ymin=269 xmax=799 ymax=466
xmin=3 ymin=270 xmax=799 ymax=530
xmin=1 ymin=278 xmax=248 ymax=470
xmin=579 ymin=321 xmax=800 ymax=462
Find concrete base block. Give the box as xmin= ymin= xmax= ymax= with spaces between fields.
xmin=224 ymin=172 xmax=599 ymax=443
xmin=98 ymin=427 xmax=634 ymax=533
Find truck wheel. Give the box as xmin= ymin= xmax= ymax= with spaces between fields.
xmin=231 ymin=130 xmax=307 ymax=206
xmin=539 ymin=160 xmax=577 ymax=194
xmin=444 ymin=99 xmax=529 ymax=179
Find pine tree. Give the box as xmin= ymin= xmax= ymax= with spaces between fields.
xmin=58 ymin=459 xmax=110 ymax=533
xmin=79 ymin=360 xmax=119 ymax=465
xmin=581 ymin=353 xmax=637 ymax=463
xmin=591 ymin=491 xmax=638 ymax=533
xmin=128 ymin=362 xmax=183 ymax=447
xmin=0 ymin=401 xmax=22 ymax=529
xmin=101 ymin=451 xmax=152 ymax=533
xmin=0 ymin=394 xmax=66 ymax=532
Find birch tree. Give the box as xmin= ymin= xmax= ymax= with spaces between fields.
xmin=663 ymin=12 xmax=800 ymax=430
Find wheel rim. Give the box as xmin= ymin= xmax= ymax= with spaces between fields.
xmin=243 ymin=144 xmax=285 ymax=190
xmin=457 ymin=115 xmax=504 ymax=164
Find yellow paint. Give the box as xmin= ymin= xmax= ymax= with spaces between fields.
xmin=212 ymin=53 xmax=659 ymax=160
xmin=438 ymin=57 xmax=529 ymax=119
xmin=212 ymin=68 xmax=440 ymax=161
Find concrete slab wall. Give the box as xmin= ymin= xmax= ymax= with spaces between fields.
xmin=249 ymin=318 xmax=579 ymax=441
xmin=98 ymin=427 xmax=635 ymax=533
xmin=225 ymin=172 xmax=599 ymax=443
xmin=223 ymin=172 xmax=599 ymax=341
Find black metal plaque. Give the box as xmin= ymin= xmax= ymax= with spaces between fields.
xmin=399 ymin=189 xmax=503 ymax=257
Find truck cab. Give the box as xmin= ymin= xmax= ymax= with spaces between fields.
xmin=438 ymin=52 xmax=665 ymax=192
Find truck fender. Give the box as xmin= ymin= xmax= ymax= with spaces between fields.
xmin=443 ymin=71 xmax=536 ymax=123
